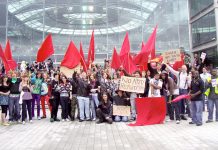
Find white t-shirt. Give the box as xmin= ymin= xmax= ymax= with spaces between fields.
xmin=148 ymin=79 xmax=163 ymax=97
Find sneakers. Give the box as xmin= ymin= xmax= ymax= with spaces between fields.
xmin=92 ymin=118 xmax=96 ymax=121
xmin=206 ymin=120 xmax=213 ymax=123
xmin=79 ymin=119 xmax=84 ymax=122
xmin=22 ymin=121 xmax=26 ymax=125
xmin=29 ymin=120 xmax=33 ymax=123
xmin=189 ymin=122 xmax=195 ymax=124
xmin=86 ymin=119 xmax=92 ymax=121
xmin=166 ymin=119 xmax=172 ymax=122
xmin=54 ymin=118 xmax=60 ymax=122
xmin=62 ymin=119 xmax=65 ymax=122
xmin=176 ymin=120 xmax=180 ymax=124
xmin=37 ymin=116 xmax=41 ymax=120
xmin=2 ymin=122 xmax=10 ymax=126
xmin=181 ymin=115 xmax=187 ymax=120
xmin=196 ymin=123 xmax=202 ymax=126
xmin=66 ymin=118 xmax=70 ymax=122
xmin=50 ymin=118 xmax=54 ymax=123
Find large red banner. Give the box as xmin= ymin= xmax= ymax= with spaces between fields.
xmin=129 ymin=97 xmax=166 ymax=126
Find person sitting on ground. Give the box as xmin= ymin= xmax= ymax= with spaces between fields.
xmin=96 ymin=92 xmax=113 ymax=124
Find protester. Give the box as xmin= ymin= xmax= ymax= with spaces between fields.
xmin=96 ymin=92 xmax=113 ymax=124
xmin=0 ymin=75 xmax=10 ymax=126
xmin=205 ymin=68 xmax=218 ymax=123
xmin=148 ymin=73 xmax=163 ymax=97
xmin=8 ymin=71 xmax=21 ymax=123
xmin=189 ymin=71 xmax=204 ymax=126
xmin=19 ymin=74 xmax=33 ymax=125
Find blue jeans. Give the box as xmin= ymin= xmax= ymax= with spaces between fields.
xmin=114 ymin=116 xmax=128 ymax=122
xmin=77 ymin=96 xmax=90 ymax=120
xmin=179 ymin=89 xmax=190 ymax=116
xmin=191 ymin=101 xmax=203 ymax=124
xmin=9 ymin=96 xmax=20 ymax=121
xmin=90 ymin=94 xmax=99 ymax=119
xmin=207 ymin=99 xmax=218 ymax=121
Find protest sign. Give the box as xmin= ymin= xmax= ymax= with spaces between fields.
xmin=113 ymin=105 xmax=131 ymax=116
xmin=119 ymin=76 xmax=146 ymax=93
xmin=162 ymin=49 xmax=181 ymax=63
xmin=200 ymin=52 xmax=206 ymax=62
xmin=60 ymin=65 xmax=81 ymax=78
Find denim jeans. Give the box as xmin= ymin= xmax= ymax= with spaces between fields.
xmin=90 ymin=93 xmax=99 ymax=119
xmin=207 ymin=99 xmax=218 ymax=121
xmin=114 ymin=116 xmax=128 ymax=122
xmin=9 ymin=96 xmax=20 ymax=121
xmin=77 ymin=96 xmax=90 ymax=120
xmin=130 ymin=93 xmax=137 ymax=119
xmin=32 ymin=94 xmax=41 ymax=117
xmin=191 ymin=100 xmax=203 ymax=124
xmin=179 ymin=89 xmax=191 ymax=116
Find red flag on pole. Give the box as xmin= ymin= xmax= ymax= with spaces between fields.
xmin=80 ymin=42 xmax=88 ymax=72
xmin=4 ymin=40 xmax=17 ymax=70
xmin=172 ymin=53 xmax=185 ymax=71
xmin=147 ymin=25 xmax=157 ymax=59
xmin=87 ymin=30 xmax=95 ymax=66
xmin=61 ymin=41 xmax=81 ymax=69
xmin=120 ymin=32 xmax=130 ymax=61
xmin=111 ymin=47 xmax=121 ymax=70
xmin=122 ymin=53 xmax=137 ymax=74
xmin=36 ymin=34 xmax=54 ymax=62
xmin=0 ymin=44 xmax=10 ymax=72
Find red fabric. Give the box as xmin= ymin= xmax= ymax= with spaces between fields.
xmin=120 ymin=32 xmax=130 ymax=61
xmin=151 ymin=55 xmax=163 ymax=63
xmin=37 ymin=34 xmax=54 ymax=62
xmin=122 ymin=53 xmax=137 ymax=74
xmin=87 ymin=30 xmax=95 ymax=66
xmin=111 ymin=47 xmax=121 ymax=70
xmin=147 ymin=25 xmax=157 ymax=59
xmin=80 ymin=42 xmax=88 ymax=72
xmin=172 ymin=94 xmax=190 ymax=103
xmin=61 ymin=41 xmax=81 ymax=69
xmin=0 ymin=44 xmax=10 ymax=72
xmin=129 ymin=97 xmax=166 ymax=126
xmin=4 ymin=40 xmax=17 ymax=70
xmin=172 ymin=53 xmax=185 ymax=71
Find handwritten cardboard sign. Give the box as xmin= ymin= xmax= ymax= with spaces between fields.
xmin=113 ymin=105 xmax=131 ymax=116
xmin=119 ymin=76 xmax=146 ymax=93
xmin=163 ymin=49 xmax=181 ymax=63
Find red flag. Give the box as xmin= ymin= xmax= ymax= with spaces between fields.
xmin=172 ymin=53 xmax=185 ymax=71
xmin=0 ymin=44 xmax=10 ymax=72
xmin=120 ymin=32 xmax=130 ymax=60
xmin=134 ymin=26 xmax=157 ymax=65
xmin=87 ymin=30 xmax=95 ymax=66
xmin=129 ymin=97 xmax=166 ymax=126
xmin=122 ymin=53 xmax=137 ymax=74
xmin=37 ymin=34 xmax=54 ymax=62
xmin=80 ymin=42 xmax=88 ymax=72
xmin=4 ymin=40 xmax=17 ymax=70
xmin=61 ymin=41 xmax=81 ymax=69
xmin=172 ymin=94 xmax=190 ymax=103
xmin=111 ymin=47 xmax=121 ymax=70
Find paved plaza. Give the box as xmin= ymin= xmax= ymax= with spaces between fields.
xmin=0 ymin=112 xmax=218 ymax=150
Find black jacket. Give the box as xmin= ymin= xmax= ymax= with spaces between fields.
xmin=113 ymin=94 xmax=130 ymax=106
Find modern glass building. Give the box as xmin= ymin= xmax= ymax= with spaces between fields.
xmin=188 ymin=0 xmax=218 ymax=66
xmin=0 ymin=0 xmax=189 ymax=64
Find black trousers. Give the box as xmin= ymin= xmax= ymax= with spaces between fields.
xmin=168 ymin=96 xmax=180 ymax=121
xmin=51 ymin=95 xmax=60 ymax=119
xmin=1 ymin=105 xmax=8 ymax=114
xmin=22 ymin=100 xmax=32 ymax=121
xmin=60 ymin=97 xmax=69 ymax=119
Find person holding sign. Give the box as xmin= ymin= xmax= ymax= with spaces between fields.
xmin=96 ymin=92 xmax=113 ymax=124
xmin=113 ymin=89 xmax=130 ymax=122
xmin=204 ymin=68 xmax=218 ymax=123
xmin=148 ymin=73 xmax=163 ymax=97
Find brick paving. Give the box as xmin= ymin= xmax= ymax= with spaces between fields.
xmin=0 ymin=112 xmax=218 ymax=150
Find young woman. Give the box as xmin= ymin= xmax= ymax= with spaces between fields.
xmin=19 ymin=74 xmax=33 ymax=125
xmin=89 ymin=73 xmax=100 ymax=121
xmin=32 ymin=72 xmax=43 ymax=120
xmin=59 ymin=75 xmax=71 ymax=122
xmin=8 ymin=71 xmax=21 ymax=123
xmin=0 ymin=75 xmax=10 ymax=126
xmin=111 ymin=73 xmax=120 ymax=96
xmin=148 ymin=73 xmax=163 ymax=97
xmin=40 ymin=73 xmax=52 ymax=118
xmin=96 ymin=92 xmax=112 ymax=124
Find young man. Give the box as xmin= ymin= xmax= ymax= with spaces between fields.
xmin=189 ymin=71 xmax=204 ymax=126
xmin=205 ymin=68 xmax=218 ymax=123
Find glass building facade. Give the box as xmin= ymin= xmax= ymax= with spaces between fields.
xmin=189 ymin=0 xmax=218 ymax=66
xmin=0 ymin=0 xmax=190 ymax=64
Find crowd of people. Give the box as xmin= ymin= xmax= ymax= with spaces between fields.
xmin=0 ymin=54 xmax=217 ymax=127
